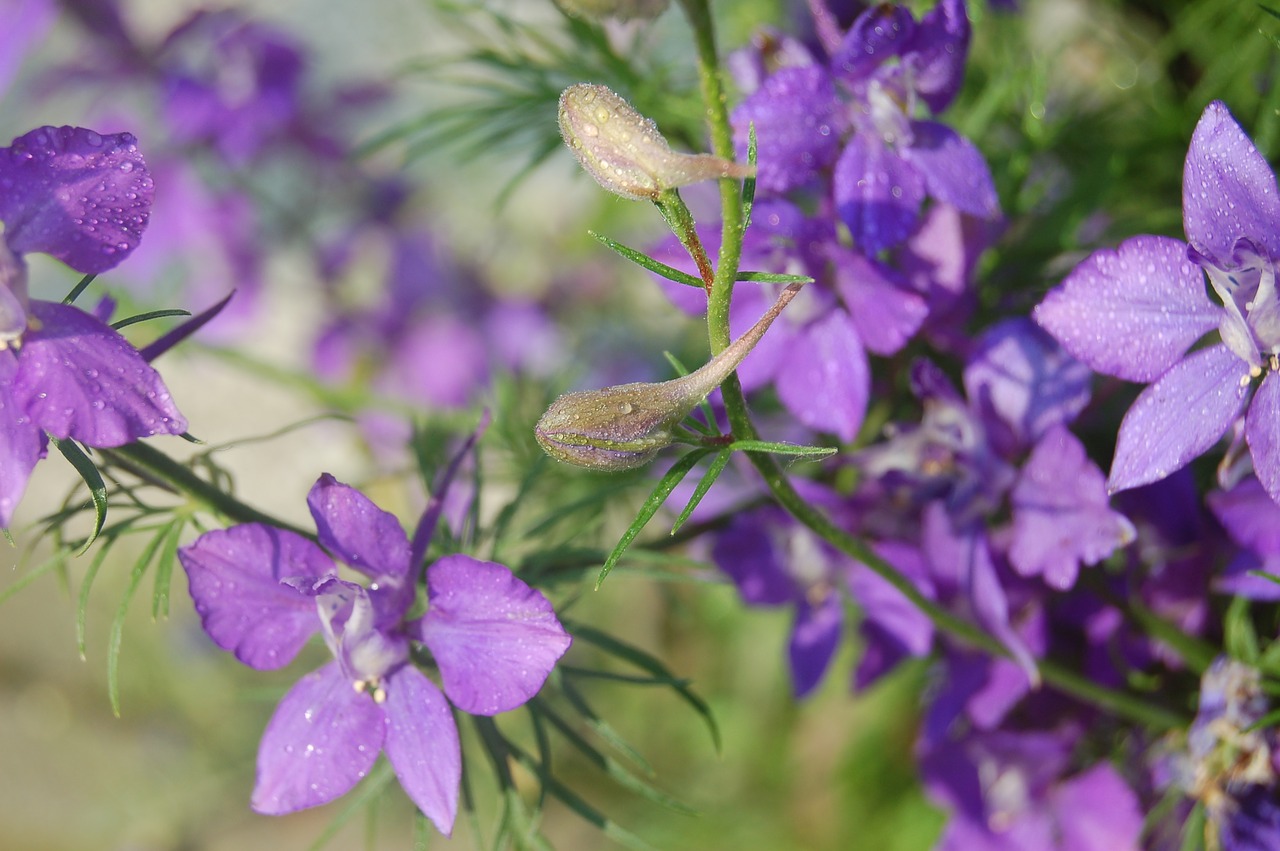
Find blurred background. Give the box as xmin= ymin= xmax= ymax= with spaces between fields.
xmin=0 ymin=0 xmax=1272 ymax=847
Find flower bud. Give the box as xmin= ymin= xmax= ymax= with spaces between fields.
xmin=558 ymin=83 xmax=754 ymax=201
xmin=536 ymin=282 xmax=803 ymax=470
xmin=557 ymin=0 xmax=669 ymax=21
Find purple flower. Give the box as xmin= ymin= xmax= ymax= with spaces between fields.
xmin=0 ymin=125 xmax=185 ymax=527
xmin=1035 ymin=101 xmax=1280 ymax=503
xmin=177 ymin=474 xmax=571 ymax=833
xmin=733 ymin=0 xmax=999 ymax=252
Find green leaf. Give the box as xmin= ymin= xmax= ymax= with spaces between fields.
xmin=669 ymin=449 xmax=731 ymax=534
xmin=597 ymin=449 xmax=711 ymax=587
xmin=49 ymin=436 xmax=108 ymax=554
xmin=107 ymin=522 xmax=175 ymax=716
xmin=1225 ymin=595 xmax=1259 ymax=663
xmin=110 ymin=309 xmax=192 ymax=331
xmin=0 ymin=552 xmax=66 ymax=608
xmin=152 ymin=519 xmax=185 ymax=619
xmin=76 ymin=543 xmax=114 ymax=659
xmin=742 ymin=123 xmax=757 ymax=230
xmin=590 ymin=230 xmax=704 ymax=289
xmin=725 ymin=438 xmax=837 ymax=460
xmin=307 ymin=762 xmax=395 ymax=851
xmin=736 ymin=271 xmax=816 ymax=285
xmin=567 ymin=621 xmax=720 ymax=752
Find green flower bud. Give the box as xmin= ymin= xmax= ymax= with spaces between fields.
xmin=558 ymin=83 xmax=754 ymax=201
xmin=557 ymin=0 xmax=669 ymax=21
xmin=535 ymin=283 xmax=803 ymax=471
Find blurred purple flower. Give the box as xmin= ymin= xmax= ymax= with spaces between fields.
xmin=1036 ymin=101 xmax=1280 ymax=503
xmin=733 ymin=0 xmax=999 ymax=252
xmin=178 ymin=474 xmax=571 ymax=832
xmin=0 ymin=0 xmax=54 ymax=93
xmin=1207 ymin=476 xmax=1280 ymax=600
xmin=0 ymin=125 xmax=185 ymax=527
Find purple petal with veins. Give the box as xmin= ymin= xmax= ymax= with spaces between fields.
xmin=383 ymin=665 xmax=461 ymax=836
xmin=834 ymin=132 xmax=925 ymax=254
xmin=178 ymin=524 xmax=333 ymax=670
xmin=0 ymin=350 xmax=45 ymax=529
xmin=0 ymin=126 xmax=153 ymax=273
xmin=307 ymin=473 xmax=411 ymax=581
xmin=1183 ymin=101 xmax=1280 ymax=264
xmin=1246 ymin=371 xmax=1280 ymax=506
xmin=774 ymin=308 xmax=869 ymax=442
xmin=417 ymin=555 xmax=571 ymax=716
xmin=1035 ymin=235 xmax=1221 ymax=382
xmin=732 ymin=65 xmax=843 ymax=194
xmin=251 ymin=662 xmax=384 ymax=815
xmin=902 ymin=121 xmax=999 ymax=220
xmin=830 ymin=245 xmax=927 ymax=356
xmin=13 ymin=301 xmax=187 ymax=445
xmin=1108 ymin=343 xmax=1250 ymax=493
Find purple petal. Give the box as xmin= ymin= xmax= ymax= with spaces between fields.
xmin=14 ymin=301 xmax=187 ymax=445
xmin=418 ymin=555 xmax=571 ymax=716
xmin=1052 ymin=764 xmax=1144 ymax=851
xmin=712 ymin=512 xmax=796 ymax=606
xmin=830 ymin=245 xmax=927 ymax=356
xmin=831 ymin=4 xmax=915 ymax=81
xmin=1183 ymin=101 xmax=1280 ymax=263
xmin=908 ymin=0 xmax=971 ymax=113
xmin=775 ymin=309 xmax=870 ymax=442
xmin=1247 ymin=372 xmax=1280 ymax=506
xmin=0 ymin=350 xmax=46 ymax=528
xmin=307 ymin=473 xmax=411 ymax=579
xmin=1010 ymin=426 xmax=1136 ymax=590
xmin=788 ymin=592 xmax=843 ymax=698
xmin=383 ymin=666 xmax=461 ymax=836
xmin=178 ymin=524 xmax=332 ymax=669
xmin=1209 ymin=476 xmax=1280 ymax=556
xmin=731 ymin=65 xmax=843 ymax=194
xmin=834 ymin=133 xmax=925 ymax=253
xmin=902 ymin=121 xmax=999 ymax=219
xmin=964 ymin=318 xmax=1093 ymax=452
xmin=0 ymin=126 xmax=153 ymax=273
xmin=251 ymin=662 xmax=385 ymax=815
xmin=849 ymin=541 xmax=935 ymax=688
xmin=1109 ymin=343 xmax=1250 ymax=493
xmin=1035 ymin=236 xmax=1221 ymax=381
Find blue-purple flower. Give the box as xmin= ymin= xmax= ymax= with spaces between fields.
xmin=0 ymin=125 xmax=186 ymax=527
xmin=177 ymin=474 xmax=572 ymax=833
xmin=1036 ymin=101 xmax=1280 ymax=504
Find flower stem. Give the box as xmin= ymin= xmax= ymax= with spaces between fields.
xmin=105 ymin=442 xmax=313 ymax=539
xmin=674 ymin=0 xmax=1188 ymax=733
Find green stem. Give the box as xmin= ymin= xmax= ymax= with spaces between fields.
xmin=106 ymin=442 xmax=313 ymax=539
xmin=674 ymin=0 xmax=1187 ymax=734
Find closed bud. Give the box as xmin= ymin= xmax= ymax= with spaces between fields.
xmin=558 ymin=83 xmax=754 ymax=201
xmin=535 ymin=282 xmax=803 ymax=471
xmin=557 ymin=0 xmax=669 ymax=21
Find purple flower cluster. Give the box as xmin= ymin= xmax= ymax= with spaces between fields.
xmin=0 ymin=124 xmax=185 ymax=527
xmin=178 ymin=474 xmax=572 ymax=831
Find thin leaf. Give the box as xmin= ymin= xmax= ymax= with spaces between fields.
xmin=62 ymin=273 xmax=97 ymax=305
xmin=1262 ymin=4 xmax=1280 ymax=23
xmin=50 ymin=436 xmax=108 ymax=554
xmin=76 ymin=542 xmax=114 ymax=658
xmin=589 ymin=231 xmax=704 ymax=289
xmin=139 ymin=291 xmax=234 ymax=362
xmin=107 ymin=521 xmax=174 ymax=715
xmin=725 ymin=438 xmax=837 ymax=460
xmin=597 ymin=450 xmax=711 ymax=588
xmin=559 ymin=678 xmax=653 ymax=774
xmin=307 ymin=762 xmax=396 ymax=851
xmin=670 ymin=449 xmax=731 ymax=534
xmin=736 ymin=271 xmax=815 ymax=284
xmin=0 ymin=552 xmax=66 ymax=608
xmin=567 ymin=621 xmax=721 ymax=752
xmin=152 ymin=518 xmax=184 ymax=619
xmin=531 ymin=697 xmax=695 ymax=815
xmin=742 ymin=123 xmax=757 ymax=230
xmin=110 ymin=309 xmax=191 ymax=331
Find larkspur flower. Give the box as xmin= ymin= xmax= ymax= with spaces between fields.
xmin=1036 ymin=101 xmax=1280 ymax=504
xmin=177 ymin=474 xmax=571 ymax=833
xmin=733 ymin=0 xmax=999 ymax=253
xmin=0 ymin=125 xmax=186 ymax=527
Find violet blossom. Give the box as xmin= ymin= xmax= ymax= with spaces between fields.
xmin=0 ymin=124 xmax=186 ymax=527
xmin=1036 ymin=101 xmax=1280 ymax=504
xmin=177 ymin=474 xmax=572 ymax=833
xmin=733 ymin=0 xmax=999 ymax=253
